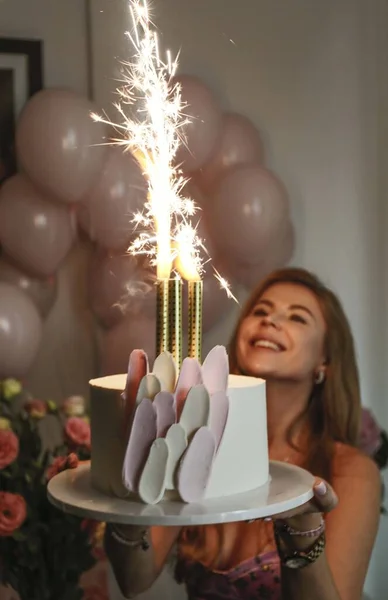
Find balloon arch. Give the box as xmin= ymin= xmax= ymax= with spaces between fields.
xmin=0 ymin=75 xmax=294 ymax=380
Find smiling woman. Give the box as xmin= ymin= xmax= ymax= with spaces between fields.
xmin=105 ymin=267 xmax=380 ymax=600
xmin=236 ymin=283 xmax=327 ymax=386
xmin=230 ymin=268 xmax=361 ymax=465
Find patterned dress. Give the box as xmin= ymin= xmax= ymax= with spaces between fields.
xmin=173 ymin=442 xmax=369 ymax=599
xmin=175 ymin=549 xmax=281 ymax=600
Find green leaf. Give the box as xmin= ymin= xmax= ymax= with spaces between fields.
xmin=12 ymin=530 xmax=27 ymax=542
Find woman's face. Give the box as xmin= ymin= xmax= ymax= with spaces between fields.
xmin=236 ymin=282 xmax=326 ymax=382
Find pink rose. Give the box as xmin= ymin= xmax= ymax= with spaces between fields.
xmin=0 ymin=430 xmax=19 ymax=470
xmin=46 ymin=453 xmax=79 ymax=481
xmin=65 ymin=417 xmax=91 ymax=448
xmin=0 ymin=492 xmax=27 ymax=536
xmin=67 ymin=452 xmax=79 ymax=469
xmin=359 ymin=408 xmax=382 ymax=456
xmin=25 ymin=399 xmax=47 ymax=419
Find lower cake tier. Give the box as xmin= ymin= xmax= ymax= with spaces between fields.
xmin=89 ymin=373 xmax=268 ymax=503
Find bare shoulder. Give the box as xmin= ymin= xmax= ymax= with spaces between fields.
xmin=325 ymin=447 xmax=381 ymax=598
xmin=332 ymin=442 xmax=380 ymax=491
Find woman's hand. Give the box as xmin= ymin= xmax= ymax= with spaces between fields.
xmin=270 ymin=478 xmax=338 ymax=553
xmin=274 ymin=478 xmax=338 ymax=527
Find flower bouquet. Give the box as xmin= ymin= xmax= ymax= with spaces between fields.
xmin=0 ymin=380 xmax=107 ymax=600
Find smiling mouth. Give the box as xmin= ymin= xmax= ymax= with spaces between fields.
xmin=251 ymin=340 xmax=285 ymax=352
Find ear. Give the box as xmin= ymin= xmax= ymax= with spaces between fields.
xmin=314 ymin=363 xmax=327 ymax=385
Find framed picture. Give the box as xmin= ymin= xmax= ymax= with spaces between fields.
xmin=0 ymin=38 xmax=43 ymax=184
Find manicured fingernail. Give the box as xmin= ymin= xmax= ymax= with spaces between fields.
xmin=315 ymin=481 xmax=327 ymax=496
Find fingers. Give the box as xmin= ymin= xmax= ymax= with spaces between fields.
xmin=311 ymin=478 xmax=338 ymax=513
xmin=275 ymin=478 xmax=338 ymax=520
xmin=245 ymin=477 xmax=339 ymax=524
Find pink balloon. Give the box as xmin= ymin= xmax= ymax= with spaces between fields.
xmin=0 ymin=255 xmax=58 ymax=318
xmin=100 ymin=314 xmax=156 ymax=376
xmin=174 ymin=75 xmax=222 ymax=172
xmin=182 ymin=269 xmax=232 ymax=333
xmin=88 ymin=250 xmax=156 ymax=328
xmin=197 ymin=113 xmax=264 ymax=192
xmin=16 ymin=89 xmax=107 ymax=203
xmin=0 ymin=282 xmax=42 ymax=378
xmin=225 ymin=220 xmax=295 ymax=289
xmin=0 ymin=174 xmax=76 ymax=277
xmin=78 ymin=148 xmax=147 ymax=250
xmin=205 ymin=165 xmax=289 ymax=265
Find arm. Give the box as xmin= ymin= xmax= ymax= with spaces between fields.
xmin=104 ymin=524 xmax=181 ymax=598
xmin=278 ymin=453 xmax=380 ymax=600
xmin=104 ymin=356 xmax=182 ymax=597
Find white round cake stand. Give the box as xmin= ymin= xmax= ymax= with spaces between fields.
xmin=47 ymin=461 xmax=314 ymax=526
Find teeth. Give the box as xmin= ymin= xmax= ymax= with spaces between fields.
xmin=253 ymin=340 xmax=281 ymax=351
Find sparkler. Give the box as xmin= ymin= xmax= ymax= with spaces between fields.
xmin=92 ymin=0 xmax=235 ymax=364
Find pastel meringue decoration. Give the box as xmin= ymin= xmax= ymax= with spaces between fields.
xmin=138 ymin=438 xmax=169 ymax=504
xmin=121 ymin=345 xmax=231 ymax=503
xmin=153 ymin=391 xmax=175 ymax=437
xmin=122 ymin=398 xmax=156 ymax=492
xmin=174 ymin=356 xmax=203 ymax=418
xmin=201 ymin=345 xmax=229 ymax=395
xmin=122 ymin=350 xmax=175 ymax=436
xmin=177 ymin=426 xmax=216 ymax=503
xmin=152 ymin=351 xmax=177 ymax=392
xmin=122 ymin=349 xmax=148 ymax=432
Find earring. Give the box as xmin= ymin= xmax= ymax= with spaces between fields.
xmin=315 ymin=370 xmax=325 ymax=385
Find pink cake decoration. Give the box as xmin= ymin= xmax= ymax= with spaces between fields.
xmin=153 ymin=391 xmax=175 ymax=437
xmin=122 ymin=397 xmax=157 ymax=492
xmin=121 ymin=345 xmax=230 ymax=503
xmin=177 ymin=426 xmax=216 ymax=503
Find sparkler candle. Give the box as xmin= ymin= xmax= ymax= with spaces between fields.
xmin=187 ymin=280 xmax=203 ymax=361
xmin=92 ymin=0 xmax=236 ymax=367
xmin=156 ymin=279 xmax=170 ymax=355
xmin=168 ymin=278 xmax=183 ymax=366
xmin=175 ymin=227 xmax=203 ymax=361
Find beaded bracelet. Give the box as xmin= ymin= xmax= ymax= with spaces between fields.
xmin=274 ymin=517 xmax=325 ymax=538
xmin=107 ymin=523 xmax=150 ymax=551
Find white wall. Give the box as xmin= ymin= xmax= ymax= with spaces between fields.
xmin=90 ymin=0 xmax=387 ymax=599
xmin=0 ymin=0 xmax=90 ymax=94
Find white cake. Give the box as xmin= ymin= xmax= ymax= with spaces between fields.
xmin=90 ymin=346 xmax=268 ymax=504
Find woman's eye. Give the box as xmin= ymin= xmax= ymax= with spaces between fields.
xmin=290 ymin=313 xmax=307 ymax=324
xmin=252 ymin=307 xmax=267 ymax=317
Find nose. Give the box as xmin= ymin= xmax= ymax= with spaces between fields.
xmin=262 ymin=313 xmax=282 ymax=330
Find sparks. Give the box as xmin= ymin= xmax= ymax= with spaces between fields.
xmin=93 ymin=0 xmax=235 ymax=299
xmin=213 ymin=268 xmax=239 ymax=304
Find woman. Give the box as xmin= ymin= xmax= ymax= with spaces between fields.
xmin=104 ymin=267 xmax=381 ymax=599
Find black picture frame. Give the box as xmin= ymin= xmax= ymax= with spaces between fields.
xmin=0 ymin=38 xmax=43 ymax=184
